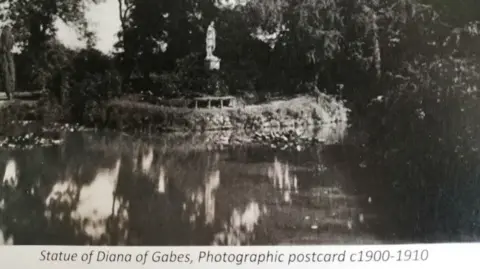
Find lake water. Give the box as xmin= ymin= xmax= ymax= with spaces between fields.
xmin=0 ymin=123 xmax=384 ymax=245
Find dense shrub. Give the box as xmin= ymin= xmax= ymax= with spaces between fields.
xmin=0 ymin=26 xmax=16 ymax=99
xmin=15 ymin=41 xmax=74 ymax=93
xmin=64 ymin=49 xmax=122 ymax=125
xmin=350 ymin=53 xmax=480 ymax=241
xmin=13 ymin=43 xmax=122 ymax=126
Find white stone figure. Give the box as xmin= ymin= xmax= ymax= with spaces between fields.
xmin=206 ymin=21 xmax=216 ymax=57
xmin=205 ymin=21 xmax=221 ymax=70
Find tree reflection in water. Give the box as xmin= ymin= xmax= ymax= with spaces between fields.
xmin=0 ymin=133 xmax=271 ymax=245
xmin=0 ymin=124 xmax=365 ymax=245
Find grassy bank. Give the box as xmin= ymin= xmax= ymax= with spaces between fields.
xmin=0 ymin=93 xmax=348 ymax=152
xmin=104 ymin=94 xmax=348 ymax=133
xmin=0 ymin=94 xmax=348 ymax=136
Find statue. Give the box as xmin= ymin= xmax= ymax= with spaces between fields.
xmin=205 ymin=21 xmax=220 ymax=70
xmin=0 ymin=25 xmax=15 ymax=100
xmin=206 ymin=21 xmax=216 ymax=58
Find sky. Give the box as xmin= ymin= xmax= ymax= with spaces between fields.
xmin=55 ymin=0 xmax=250 ymax=54
xmin=56 ymin=0 xmax=121 ymax=54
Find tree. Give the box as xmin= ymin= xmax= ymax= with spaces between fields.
xmin=115 ymin=0 xmax=219 ymax=93
xmin=421 ymin=0 xmax=480 ymax=27
xmin=0 ymin=0 xmax=101 ymax=91
xmin=1 ymin=0 xmax=101 ymax=49
xmin=0 ymin=25 xmax=15 ymax=99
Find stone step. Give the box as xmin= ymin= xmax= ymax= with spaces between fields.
xmin=0 ymin=91 xmax=44 ymax=101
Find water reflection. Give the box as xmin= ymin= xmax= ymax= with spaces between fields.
xmin=268 ymin=157 xmax=298 ymax=203
xmin=72 ymin=159 xmax=121 ymax=240
xmin=213 ymin=201 xmax=266 ymax=245
xmin=3 ymin=159 xmax=17 ymax=188
xmin=0 ymin=124 xmax=378 ymax=245
xmin=157 ymin=166 xmax=166 ymax=194
xmin=185 ymin=167 xmax=220 ymax=226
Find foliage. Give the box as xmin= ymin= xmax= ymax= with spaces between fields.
xmin=114 ymin=0 xmax=218 ymax=89
xmin=2 ymin=0 xmax=480 ymax=243
xmin=0 ymin=26 xmax=15 ymax=98
xmin=349 ymin=7 xmax=480 ymax=241
xmin=1 ymin=0 xmax=99 ymax=49
xmin=0 ymin=0 xmax=101 ymax=102
xmin=14 ymin=45 xmax=122 ymax=126
xmin=15 ymin=40 xmax=73 ymax=93
xmin=65 ymin=48 xmax=122 ymax=125
xmin=152 ymin=52 xmax=209 ymax=97
xmin=105 ymin=95 xmax=344 ymax=133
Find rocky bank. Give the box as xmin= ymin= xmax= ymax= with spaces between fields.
xmin=106 ymin=94 xmax=349 ymax=133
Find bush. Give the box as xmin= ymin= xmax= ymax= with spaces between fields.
xmin=64 ymin=49 xmax=122 ymax=125
xmin=352 ymin=81 xmax=480 ymax=242
xmin=151 ymin=52 xmax=208 ymax=98
xmin=15 ymin=41 xmax=74 ymax=93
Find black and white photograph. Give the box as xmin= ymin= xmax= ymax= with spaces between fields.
xmin=0 ymin=0 xmax=478 ymax=246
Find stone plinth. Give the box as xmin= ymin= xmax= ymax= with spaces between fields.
xmin=205 ymin=55 xmax=221 ymax=70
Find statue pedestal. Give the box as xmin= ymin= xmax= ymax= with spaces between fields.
xmin=205 ymin=55 xmax=221 ymax=70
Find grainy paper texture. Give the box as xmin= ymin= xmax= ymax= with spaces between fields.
xmin=0 ymin=0 xmax=478 ymax=251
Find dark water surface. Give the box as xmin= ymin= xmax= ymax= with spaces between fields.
xmin=0 ymin=124 xmax=384 ymax=245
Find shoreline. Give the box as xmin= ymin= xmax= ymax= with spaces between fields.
xmin=104 ymin=94 xmax=349 ymax=133
xmin=0 ymin=94 xmax=349 ymax=149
